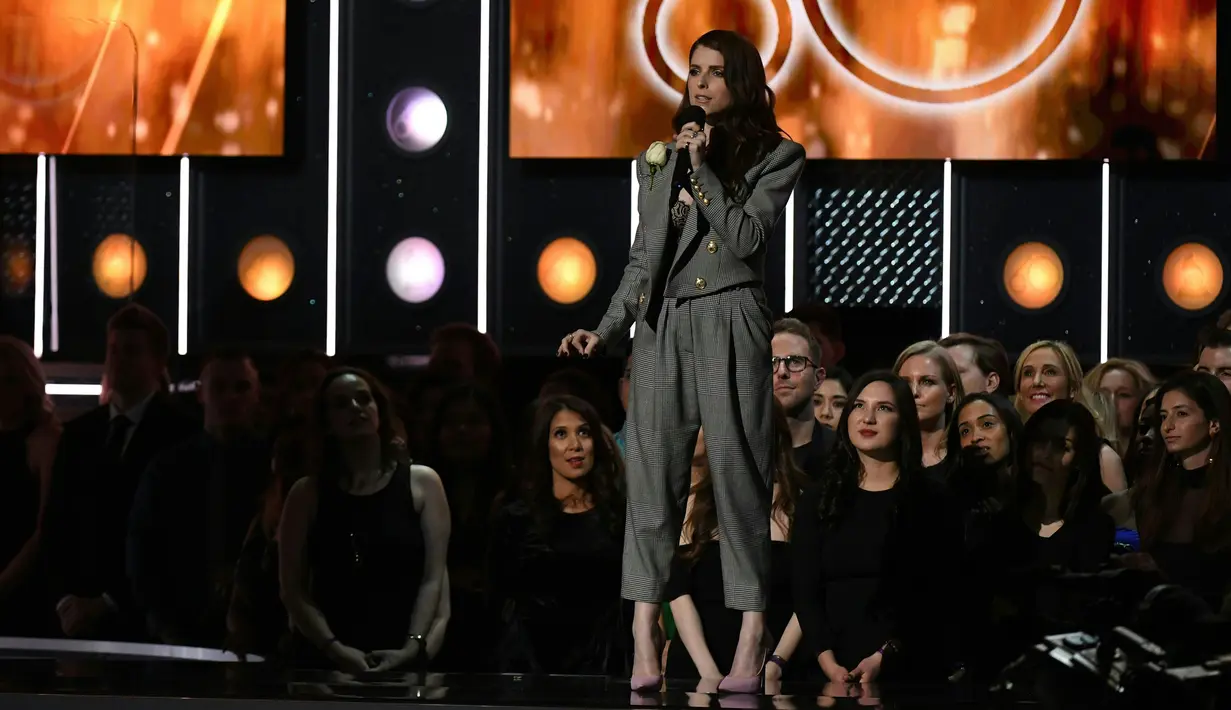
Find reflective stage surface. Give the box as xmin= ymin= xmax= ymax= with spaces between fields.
xmin=0 ymin=660 xmax=1015 ymax=709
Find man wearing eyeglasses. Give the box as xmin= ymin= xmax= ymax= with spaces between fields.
xmin=771 ymin=318 xmax=835 ymax=480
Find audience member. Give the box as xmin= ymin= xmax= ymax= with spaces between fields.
xmin=1084 ymin=359 xmax=1156 ymax=459
xmin=667 ymin=405 xmax=809 ymax=683
xmin=489 ymin=395 xmax=627 ymax=675
xmin=771 ymin=318 xmax=835 ymax=479
xmin=793 ymin=372 xmax=961 ymax=685
xmin=44 ymin=305 xmax=197 ymax=640
xmin=0 ymin=337 xmax=60 ymax=637
xmin=1195 ymin=329 xmax=1231 ymax=394
xmin=1129 ymin=372 xmax=1231 ymax=611
xmin=939 ymin=333 xmax=1011 ymax=397
xmin=894 ymin=341 xmax=965 ymax=481
xmin=279 ymin=368 xmax=450 ymax=673
xmin=128 ymin=348 xmax=270 ymax=647
xmin=1013 ymin=340 xmax=1127 ymax=494
xmin=614 ymin=354 xmax=632 ymax=454
xmin=813 ymin=366 xmax=852 ymax=430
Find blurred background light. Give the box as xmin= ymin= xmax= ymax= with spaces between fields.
xmin=1162 ymin=242 xmax=1224 ymax=311
xmin=92 ymin=233 xmax=148 ymax=299
xmin=386 ymin=236 xmax=445 ymax=303
xmin=2 ymin=241 xmax=34 ymax=295
xmin=238 ymin=235 xmax=295 ymax=301
xmin=386 ymin=87 xmax=448 ymax=154
xmin=537 ymin=236 xmax=597 ymax=305
xmin=1003 ymin=241 xmax=1064 ymax=310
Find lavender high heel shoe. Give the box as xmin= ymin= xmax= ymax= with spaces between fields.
xmin=630 ymin=624 xmax=665 ymax=692
xmin=718 ymin=631 xmax=773 ymax=694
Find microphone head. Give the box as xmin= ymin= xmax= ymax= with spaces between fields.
xmin=674 ymin=106 xmax=707 ymax=133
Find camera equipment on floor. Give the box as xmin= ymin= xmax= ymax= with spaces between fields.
xmin=993 ymin=569 xmax=1229 ymax=708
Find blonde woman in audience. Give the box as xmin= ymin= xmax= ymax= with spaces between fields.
xmin=1084 ymin=359 xmax=1156 ymax=459
xmin=1013 ymin=340 xmax=1127 ymax=493
xmin=0 ymin=337 xmax=60 ymax=636
xmin=894 ymin=341 xmax=966 ymax=481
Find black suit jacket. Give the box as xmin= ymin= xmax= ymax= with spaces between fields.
xmin=792 ymin=419 xmax=836 ymax=482
xmin=44 ymin=394 xmax=198 ymax=638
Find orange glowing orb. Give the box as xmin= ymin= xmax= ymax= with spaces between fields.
xmin=537 ymin=237 xmax=597 ymax=305
xmin=1162 ymin=242 xmax=1224 ymax=311
xmin=1003 ymin=241 xmax=1064 ymax=310
xmin=92 ymin=233 xmax=147 ymax=299
xmin=2 ymin=242 xmax=34 ymax=295
xmin=238 ymin=235 xmax=295 ymax=301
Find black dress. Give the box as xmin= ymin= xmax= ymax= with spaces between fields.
xmin=490 ymin=500 xmax=627 ymax=675
xmin=793 ymin=479 xmax=961 ymax=680
xmin=0 ymin=428 xmax=52 ymax=636
xmin=1146 ymin=465 xmax=1231 ymax=611
xmin=295 ymin=464 xmax=426 ymax=663
xmin=665 ymin=541 xmax=798 ymax=679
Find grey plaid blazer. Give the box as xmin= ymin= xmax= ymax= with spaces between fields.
xmin=593 ymin=138 xmax=806 ymax=347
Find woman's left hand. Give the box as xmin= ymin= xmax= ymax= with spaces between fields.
xmin=847 ymin=652 xmax=882 ymax=684
xmin=367 ymin=647 xmax=415 ymax=672
xmin=675 ymin=124 xmax=707 ymax=170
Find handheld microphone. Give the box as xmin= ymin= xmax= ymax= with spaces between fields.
xmin=674 ymin=106 xmax=707 ymax=135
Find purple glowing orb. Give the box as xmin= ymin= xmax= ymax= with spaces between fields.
xmin=386 ymin=87 xmax=447 ymax=153
xmin=386 ymin=237 xmax=445 ymax=303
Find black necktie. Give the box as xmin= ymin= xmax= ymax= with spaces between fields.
xmin=105 ymin=415 xmax=132 ymax=468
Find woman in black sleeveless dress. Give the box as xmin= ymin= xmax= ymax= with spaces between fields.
xmin=279 ymin=368 xmax=451 ymax=674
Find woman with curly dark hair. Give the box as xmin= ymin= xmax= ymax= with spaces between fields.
xmin=279 ymin=368 xmax=450 ymax=674
xmin=792 ymin=372 xmax=961 ymax=686
xmin=489 ymin=395 xmax=628 ymax=675
xmin=665 ymin=403 xmax=810 ymax=685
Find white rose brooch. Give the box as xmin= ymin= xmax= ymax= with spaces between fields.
xmin=645 ymin=141 xmax=668 ymax=188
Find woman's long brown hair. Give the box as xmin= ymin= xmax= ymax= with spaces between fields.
xmin=1133 ymin=371 xmax=1231 ymax=552
xmin=681 ymin=403 xmax=807 ymax=560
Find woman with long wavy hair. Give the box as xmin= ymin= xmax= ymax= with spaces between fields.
xmin=558 ymin=29 xmax=806 ymax=691
xmin=1013 ymin=340 xmax=1128 ymax=494
xmin=0 ymin=336 xmax=60 ymax=636
xmin=1128 ymin=372 xmax=1231 ymax=611
xmin=792 ymin=372 xmax=962 ymax=686
xmin=279 ymin=368 xmax=450 ymax=674
xmin=665 ymin=403 xmax=810 ymax=687
xmin=489 ymin=395 xmax=628 ymax=676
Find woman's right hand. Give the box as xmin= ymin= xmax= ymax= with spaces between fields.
xmin=819 ymin=651 xmax=849 ymax=684
xmin=327 ymin=643 xmax=372 ymax=675
xmin=558 ymin=329 xmax=601 ymax=357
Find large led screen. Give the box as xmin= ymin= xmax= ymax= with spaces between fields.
xmin=509 ymin=0 xmax=1216 ymax=159
xmin=1 ymin=0 xmax=286 ymax=156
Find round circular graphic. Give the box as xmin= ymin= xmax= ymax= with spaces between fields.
xmin=1003 ymin=241 xmax=1065 ymax=310
xmin=93 ymin=233 xmax=147 ymax=299
xmin=635 ymin=0 xmax=796 ymax=103
xmin=1161 ymin=242 xmax=1224 ymax=312
xmin=238 ymin=235 xmax=295 ymax=302
xmin=805 ymin=0 xmax=1084 ymax=104
xmin=538 ymin=237 xmax=598 ymax=305
xmin=386 ymin=237 xmax=446 ymax=304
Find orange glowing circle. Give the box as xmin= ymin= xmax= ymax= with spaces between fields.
xmin=2 ymin=242 xmax=34 ymax=295
xmin=1003 ymin=241 xmax=1064 ymax=310
xmin=92 ymin=233 xmax=148 ymax=299
xmin=238 ymin=235 xmax=295 ymax=301
xmin=537 ymin=237 xmax=597 ymax=305
xmin=1161 ymin=242 xmax=1224 ymax=311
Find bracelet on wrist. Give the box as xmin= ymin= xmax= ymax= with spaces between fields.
xmin=767 ymin=654 xmax=787 ymax=670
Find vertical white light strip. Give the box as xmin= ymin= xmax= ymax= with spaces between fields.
xmin=784 ymin=190 xmax=795 ymax=313
xmin=940 ymin=158 xmax=953 ymax=339
xmin=33 ymin=154 xmax=47 ymax=358
xmin=49 ymin=156 xmax=60 ymax=353
xmin=177 ymin=156 xmax=190 ymax=355
xmin=629 ymin=159 xmax=637 ymax=341
xmin=476 ymin=0 xmax=491 ymax=333
xmin=1099 ymin=159 xmax=1110 ymax=363
xmin=324 ymin=0 xmax=341 ymax=356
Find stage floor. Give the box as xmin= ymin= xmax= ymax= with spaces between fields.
xmin=0 ymin=660 xmax=1022 ymax=709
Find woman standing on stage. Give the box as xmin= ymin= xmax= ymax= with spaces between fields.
xmin=558 ymin=29 xmax=806 ymax=692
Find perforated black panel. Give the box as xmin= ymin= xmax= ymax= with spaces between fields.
xmin=802 ymin=163 xmax=943 ymax=307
